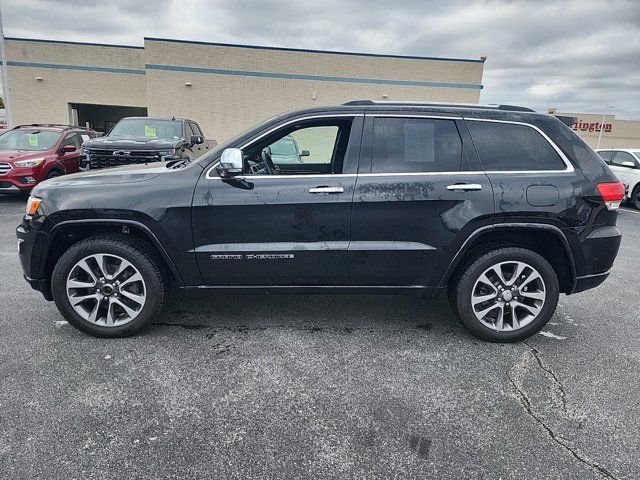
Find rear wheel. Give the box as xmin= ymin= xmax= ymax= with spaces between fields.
xmin=631 ymin=185 xmax=640 ymax=210
xmin=51 ymin=235 xmax=168 ymax=337
xmin=451 ymin=247 xmax=559 ymax=342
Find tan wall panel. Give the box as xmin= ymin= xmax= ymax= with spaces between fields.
xmin=144 ymin=39 xmax=483 ymax=86
xmin=146 ymin=71 xmax=480 ymax=142
xmin=8 ymin=68 xmax=147 ymax=126
xmin=7 ymin=40 xmax=144 ymax=69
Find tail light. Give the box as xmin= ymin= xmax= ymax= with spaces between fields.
xmin=597 ymin=182 xmax=625 ymax=211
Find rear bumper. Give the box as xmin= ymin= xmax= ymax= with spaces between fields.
xmin=568 ymin=225 xmax=621 ymax=294
xmin=572 ymin=270 xmax=611 ymax=294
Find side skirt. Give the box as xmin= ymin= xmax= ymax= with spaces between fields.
xmin=183 ymin=285 xmax=444 ymax=298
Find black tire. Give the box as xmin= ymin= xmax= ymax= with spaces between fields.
xmin=450 ymin=247 xmax=559 ymax=343
xmin=631 ymin=185 xmax=640 ymax=210
xmin=46 ymin=170 xmax=62 ymax=180
xmin=51 ymin=234 xmax=168 ymax=337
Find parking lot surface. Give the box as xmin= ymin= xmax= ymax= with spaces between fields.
xmin=1 ymin=193 xmax=639 ymax=479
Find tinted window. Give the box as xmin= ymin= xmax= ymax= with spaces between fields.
xmin=109 ymin=119 xmax=183 ymax=139
xmin=612 ymin=151 xmax=638 ymax=168
xmin=467 ymin=121 xmax=566 ymax=171
xmin=61 ymin=133 xmax=80 ymax=149
xmin=0 ymin=130 xmax=61 ymax=151
xmin=371 ymin=118 xmax=462 ymax=173
xmin=598 ymin=151 xmax=615 ymax=164
xmin=191 ymin=123 xmax=203 ymax=137
xmin=243 ymin=119 xmax=351 ymax=175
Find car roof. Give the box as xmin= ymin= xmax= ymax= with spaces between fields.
xmin=262 ymin=101 xmax=560 ymax=127
xmin=596 ymin=148 xmax=640 ymax=152
xmin=119 ymin=116 xmax=187 ymax=122
xmin=12 ymin=124 xmax=92 ymax=133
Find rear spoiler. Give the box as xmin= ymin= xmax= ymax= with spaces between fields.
xmin=553 ymin=115 xmax=577 ymax=127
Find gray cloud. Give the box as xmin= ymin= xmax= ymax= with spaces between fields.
xmin=3 ymin=0 xmax=639 ymax=118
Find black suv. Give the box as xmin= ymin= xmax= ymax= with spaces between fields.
xmin=17 ymin=101 xmax=624 ymax=342
xmin=80 ymin=117 xmax=215 ymax=169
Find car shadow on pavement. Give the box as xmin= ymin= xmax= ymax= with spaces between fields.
xmin=153 ymin=292 xmax=465 ymax=337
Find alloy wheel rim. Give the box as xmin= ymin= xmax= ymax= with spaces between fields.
xmin=66 ymin=254 xmax=147 ymax=327
xmin=471 ymin=260 xmax=546 ymax=331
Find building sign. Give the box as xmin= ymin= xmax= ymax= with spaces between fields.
xmin=571 ymin=120 xmax=613 ymax=133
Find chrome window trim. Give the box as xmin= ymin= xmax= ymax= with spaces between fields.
xmin=205 ymin=113 xmax=364 ymax=179
xmin=462 ymin=117 xmax=575 ymax=174
xmin=366 ymin=113 xmax=462 ymax=120
xmin=206 ymin=114 xmax=576 ymax=180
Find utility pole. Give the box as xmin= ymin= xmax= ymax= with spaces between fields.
xmin=596 ymin=104 xmax=614 ymax=149
xmin=0 ymin=0 xmax=12 ymax=129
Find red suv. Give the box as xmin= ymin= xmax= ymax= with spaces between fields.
xmin=0 ymin=124 xmax=95 ymax=193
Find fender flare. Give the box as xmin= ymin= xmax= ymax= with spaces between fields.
xmin=438 ymin=222 xmax=577 ymax=292
xmin=44 ymin=218 xmax=185 ymax=287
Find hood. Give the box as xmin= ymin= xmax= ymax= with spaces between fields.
xmin=83 ymin=136 xmax=181 ymax=150
xmin=0 ymin=149 xmax=48 ymax=162
xmin=33 ymin=163 xmax=167 ymax=195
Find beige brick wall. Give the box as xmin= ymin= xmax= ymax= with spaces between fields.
xmin=5 ymin=39 xmax=146 ymax=126
xmin=145 ymin=39 xmax=483 ymax=143
xmin=4 ymin=37 xmax=484 ymax=142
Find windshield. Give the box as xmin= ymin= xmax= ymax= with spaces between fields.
xmin=633 ymin=151 xmax=640 ymax=158
xmin=0 ymin=130 xmax=61 ymax=151
xmin=270 ymin=136 xmax=298 ymax=156
xmin=109 ymin=119 xmax=183 ymax=139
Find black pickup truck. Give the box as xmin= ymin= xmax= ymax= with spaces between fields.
xmin=80 ymin=117 xmax=216 ymax=169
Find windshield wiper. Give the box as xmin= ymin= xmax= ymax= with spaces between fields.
xmin=166 ymin=158 xmax=191 ymax=169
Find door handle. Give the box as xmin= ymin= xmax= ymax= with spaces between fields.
xmin=309 ymin=186 xmax=344 ymax=194
xmin=447 ymin=183 xmax=483 ymax=191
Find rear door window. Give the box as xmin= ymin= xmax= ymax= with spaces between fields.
xmin=370 ymin=117 xmax=462 ymax=173
xmin=611 ymin=151 xmax=638 ymax=168
xmin=467 ymin=121 xmax=567 ymax=171
xmin=598 ymin=151 xmax=615 ymax=164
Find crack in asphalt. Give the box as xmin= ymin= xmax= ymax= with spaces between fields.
xmin=508 ymin=346 xmax=618 ymax=480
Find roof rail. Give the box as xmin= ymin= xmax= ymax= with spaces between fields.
xmin=552 ymin=115 xmax=578 ymax=127
xmin=13 ymin=123 xmax=91 ymax=131
xmin=342 ymin=100 xmax=535 ymax=112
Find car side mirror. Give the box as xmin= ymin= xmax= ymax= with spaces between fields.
xmin=216 ymin=148 xmax=243 ymax=178
xmin=190 ymin=135 xmax=204 ymax=146
xmin=621 ymin=161 xmax=636 ymax=168
xmin=300 ymin=150 xmax=310 ymax=157
xmin=60 ymin=145 xmax=76 ymax=154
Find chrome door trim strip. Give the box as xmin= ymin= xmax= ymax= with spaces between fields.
xmin=205 ymin=113 xmax=364 ymax=179
xmin=191 ymin=240 xmax=435 ymax=253
xmin=462 ymin=117 xmax=575 ymax=173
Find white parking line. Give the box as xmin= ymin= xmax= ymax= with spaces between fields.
xmin=620 ymin=208 xmax=640 ymax=215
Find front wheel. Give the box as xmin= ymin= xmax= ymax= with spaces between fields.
xmin=451 ymin=247 xmax=559 ymax=342
xmin=51 ymin=235 xmax=168 ymax=337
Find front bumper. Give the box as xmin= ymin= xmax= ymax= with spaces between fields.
xmin=0 ymin=166 xmax=41 ymax=191
xmin=17 ymin=217 xmax=53 ymax=300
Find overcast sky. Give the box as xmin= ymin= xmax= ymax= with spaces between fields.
xmin=3 ymin=0 xmax=639 ymax=119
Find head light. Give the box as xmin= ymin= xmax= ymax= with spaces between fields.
xmin=26 ymin=196 xmax=42 ymax=216
xmin=14 ymin=158 xmax=45 ymax=168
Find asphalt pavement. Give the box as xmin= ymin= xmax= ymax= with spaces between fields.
xmin=1 ymin=193 xmax=639 ymax=479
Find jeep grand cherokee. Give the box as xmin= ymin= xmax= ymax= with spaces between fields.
xmin=17 ymin=101 xmax=623 ymax=342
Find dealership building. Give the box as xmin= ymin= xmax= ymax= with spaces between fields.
xmin=550 ymin=109 xmax=640 ymax=149
xmin=2 ymin=36 xmax=485 ymax=143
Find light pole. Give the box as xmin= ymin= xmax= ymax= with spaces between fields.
xmin=0 ymin=0 xmax=11 ymax=129
xmin=596 ymin=104 xmax=614 ymax=149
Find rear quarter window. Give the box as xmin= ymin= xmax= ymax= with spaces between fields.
xmin=467 ymin=120 xmax=566 ymax=171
